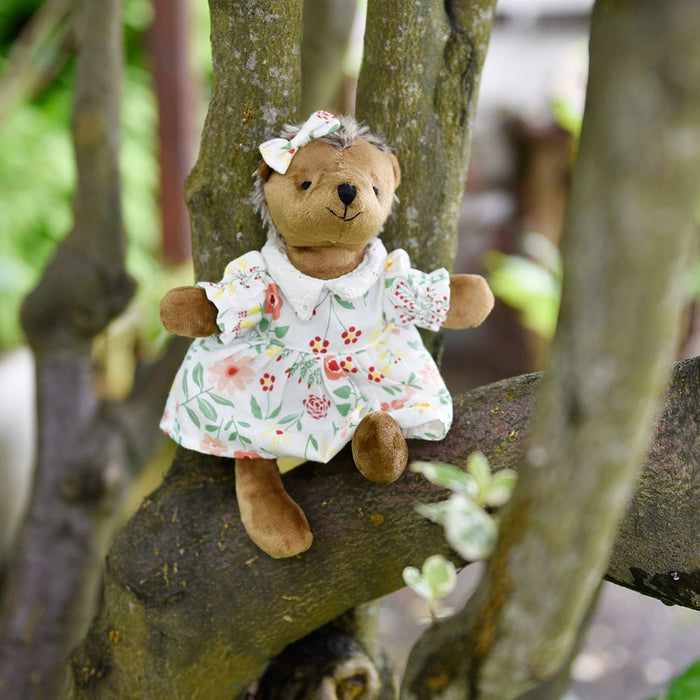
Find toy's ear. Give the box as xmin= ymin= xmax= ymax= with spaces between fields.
xmin=388 ymin=152 xmax=401 ymax=189
xmin=258 ymin=161 xmax=274 ymax=183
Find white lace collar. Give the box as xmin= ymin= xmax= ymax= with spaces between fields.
xmin=261 ymin=232 xmax=387 ymax=321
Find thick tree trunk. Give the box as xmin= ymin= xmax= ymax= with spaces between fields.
xmin=0 ymin=2 xmax=187 ymax=697
xmin=402 ymin=1 xmax=700 ymax=697
xmin=66 ymin=358 xmax=698 ymax=698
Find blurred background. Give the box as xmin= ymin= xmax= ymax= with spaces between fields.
xmin=0 ymin=0 xmax=697 ymax=697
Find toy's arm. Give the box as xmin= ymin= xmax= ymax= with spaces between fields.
xmin=443 ymin=274 xmax=495 ymax=329
xmin=160 ymin=286 xmax=219 ymax=338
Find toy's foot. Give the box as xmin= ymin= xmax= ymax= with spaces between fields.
xmin=235 ymin=458 xmax=313 ymax=559
xmin=352 ymin=412 xmax=408 ymax=484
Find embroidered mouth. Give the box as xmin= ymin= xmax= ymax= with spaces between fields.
xmin=327 ymin=207 xmax=363 ymax=222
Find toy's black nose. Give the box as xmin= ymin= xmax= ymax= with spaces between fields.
xmin=337 ymin=183 xmax=357 ymax=207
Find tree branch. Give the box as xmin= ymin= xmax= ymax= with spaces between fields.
xmin=66 ymin=359 xmax=698 ymax=698
xmin=0 ymin=1 xmax=173 ymax=696
xmin=402 ymin=0 xmax=700 ymax=696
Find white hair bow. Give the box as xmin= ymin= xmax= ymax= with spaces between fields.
xmin=259 ymin=110 xmax=340 ymax=175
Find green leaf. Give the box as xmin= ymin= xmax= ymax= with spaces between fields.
xmin=336 ymin=299 xmax=355 ymax=309
xmin=197 ymin=397 xmax=218 ymax=422
xmin=333 ymin=386 xmax=352 ymax=399
xmin=484 ymin=469 xmax=518 ymax=508
xmin=402 ymin=566 xmax=432 ymax=602
xmin=336 ymin=403 xmax=352 ymax=417
xmin=250 ymin=395 xmax=262 ymax=420
xmin=273 ymin=326 xmax=289 ymax=339
xmin=444 ymin=494 xmax=497 ymax=561
xmin=422 ymin=555 xmax=457 ymax=600
xmin=237 ymin=421 xmax=251 ymax=428
xmin=182 ymin=369 xmax=189 ymax=400
xmin=657 ymin=658 xmax=700 ymax=700
xmin=185 ymin=407 xmax=200 ymax=429
xmin=228 ymin=432 xmax=238 ymax=441
xmin=205 ymin=424 xmax=218 ymax=432
xmin=192 ymin=362 xmax=204 ymax=390
xmin=259 ymin=317 xmax=270 ymax=333
xmin=466 ymin=452 xmax=492 ymax=494
xmin=410 ymin=461 xmax=477 ymax=497
xmin=268 ymin=405 xmax=282 ymax=419
xmin=415 ymin=500 xmax=450 ymax=525
xmin=309 ymin=435 xmax=319 ymax=450
xmin=240 ymin=435 xmax=252 ymax=445
xmin=279 ymin=414 xmax=297 ymax=424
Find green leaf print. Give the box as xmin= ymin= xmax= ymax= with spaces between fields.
xmin=273 ymin=326 xmax=290 ymax=339
xmin=182 ymin=369 xmax=189 ymax=400
xmin=309 ymin=435 xmax=319 ymax=450
xmin=268 ymin=404 xmax=282 ymax=419
xmin=193 ymin=363 xmax=204 ymax=390
xmin=211 ymin=394 xmax=234 ymax=407
xmin=197 ymin=397 xmax=218 ymax=422
xmin=259 ymin=317 xmax=270 ymax=333
xmin=205 ymin=424 xmax=218 ymax=432
xmin=185 ymin=406 xmax=200 ymax=429
xmin=228 ymin=432 xmax=238 ymax=440
xmin=333 ymin=386 xmax=352 ymax=399
xmin=238 ymin=421 xmax=251 ymax=428
xmin=250 ymin=395 xmax=263 ymax=420
xmin=336 ymin=298 xmax=355 ymax=310
xmin=279 ymin=414 xmax=297 ymax=425
xmin=337 ymin=403 xmax=352 ymax=417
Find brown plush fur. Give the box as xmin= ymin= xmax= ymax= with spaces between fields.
xmin=159 ymin=115 xmax=494 ymax=558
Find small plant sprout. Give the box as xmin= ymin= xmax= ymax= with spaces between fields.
xmin=403 ymin=453 xmax=517 ymax=620
xmin=402 ymin=554 xmax=457 ymax=622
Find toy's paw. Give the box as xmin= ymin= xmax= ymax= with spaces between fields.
xmin=352 ymin=412 xmax=408 ymax=484
xmin=443 ymin=274 xmax=495 ymax=329
xmin=235 ymin=458 xmax=313 ymax=558
xmin=159 ymin=286 xmax=219 ymax=337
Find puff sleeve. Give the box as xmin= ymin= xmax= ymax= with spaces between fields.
xmin=197 ymin=251 xmax=269 ymax=343
xmin=383 ymin=249 xmax=451 ymax=331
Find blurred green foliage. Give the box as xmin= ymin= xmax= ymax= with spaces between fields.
xmin=0 ymin=0 xmax=212 ymax=353
xmin=652 ymin=659 xmax=700 ymax=700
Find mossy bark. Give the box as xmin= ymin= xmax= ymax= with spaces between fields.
xmin=185 ymin=0 xmax=303 ymax=282
xmin=402 ymin=1 xmax=700 ymax=697
xmin=66 ymin=361 xmax=698 ymax=698
xmin=357 ymin=0 xmax=497 ymax=271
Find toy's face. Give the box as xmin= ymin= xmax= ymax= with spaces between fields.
xmin=262 ymin=138 xmax=401 ymax=251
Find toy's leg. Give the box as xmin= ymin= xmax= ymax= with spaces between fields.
xmin=351 ymin=412 xmax=408 ymax=484
xmin=235 ymin=458 xmax=313 ymax=558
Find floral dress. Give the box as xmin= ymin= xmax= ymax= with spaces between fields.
xmin=160 ymin=234 xmax=453 ymax=463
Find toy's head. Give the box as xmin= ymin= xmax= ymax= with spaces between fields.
xmin=254 ymin=114 xmax=401 ymax=251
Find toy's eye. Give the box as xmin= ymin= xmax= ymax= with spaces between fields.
xmin=372 ymin=186 xmax=379 ymax=196
xmin=301 ymin=181 xmax=312 ymax=190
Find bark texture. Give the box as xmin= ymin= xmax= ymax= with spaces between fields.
xmin=66 ymin=360 xmax=698 ymax=698
xmin=0 ymin=1 xmax=186 ymax=697
xmin=357 ymin=0 xmax=497 ymax=271
xmin=185 ymin=0 xmax=303 ymax=282
xmin=402 ymin=1 xmax=700 ymax=697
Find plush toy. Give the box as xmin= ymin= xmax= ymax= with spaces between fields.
xmin=160 ymin=111 xmax=494 ymax=558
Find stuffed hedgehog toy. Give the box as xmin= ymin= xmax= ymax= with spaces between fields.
xmin=160 ymin=111 xmax=494 ymax=558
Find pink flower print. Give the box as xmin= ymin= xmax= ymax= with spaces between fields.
xmin=339 ymin=356 xmax=358 ymax=374
xmin=367 ymin=366 xmax=385 ymax=383
xmin=303 ymin=394 xmax=331 ymax=420
xmin=200 ymin=434 xmax=228 ymax=456
xmin=259 ymin=373 xmax=276 ymax=392
xmin=264 ymin=283 xmax=283 ymax=320
xmin=341 ymin=326 xmax=362 ymax=345
xmin=309 ymin=336 xmax=330 ymax=355
xmin=233 ymin=450 xmax=263 ymax=459
xmin=380 ymin=398 xmax=407 ymax=412
xmin=323 ymin=356 xmax=346 ymax=380
xmin=208 ymin=353 xmax=256 ymax=393
xmin=419 ymin=363 xmax=441 ymax=385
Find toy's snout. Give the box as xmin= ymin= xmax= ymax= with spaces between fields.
xmin=337 ymin=183 xmax=357 ymax=207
